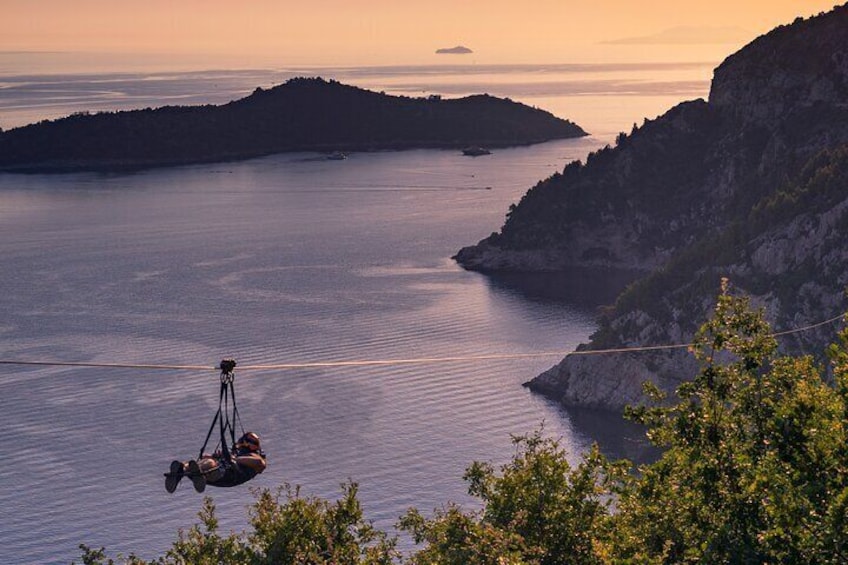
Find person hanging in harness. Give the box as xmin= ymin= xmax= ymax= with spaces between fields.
xmin=165 ymin=359 xmax=267 ymax=493
xmin=166 ymin=431 xmax=266 ymax=493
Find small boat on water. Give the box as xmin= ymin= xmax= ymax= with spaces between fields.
xmin=462 ymin=146 xmax=491 ymax=157
xmin=326 ymin=151 xmax=347 ymax=160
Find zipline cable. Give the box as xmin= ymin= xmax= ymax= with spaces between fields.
xmin=770 ymin=312 xmax=845 ymax=336
xmin=0 ymin=360 xmax=214 ymax=371
xmin=0 ymin=312 xmax=843 ymax=372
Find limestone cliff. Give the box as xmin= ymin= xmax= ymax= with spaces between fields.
xmin=455 ymin=4 xmax=848 ymax=411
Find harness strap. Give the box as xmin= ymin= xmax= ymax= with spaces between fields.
xmin=198 ymin=377 xmax=226 ymax=459
xmin=229 ymin=373 xmax=245 ymax=440
xmin=198 ymin=359 xmax=240 ymax=461
xmin=220 ymin=373 xmax=235 ymax=463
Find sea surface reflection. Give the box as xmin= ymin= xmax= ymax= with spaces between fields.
xmin=0 ymin=140 xmax=657 ymax=563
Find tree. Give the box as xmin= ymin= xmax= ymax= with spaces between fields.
xmin=78 ymin=483 xmax=398 ymax=565
xmin=614 ymin=278 xmax=848 ymax=563
xmin=246 ymin=482 xmax=398 ymax=565
xmin=164 ymin=497 xmax=247 ymax=564
xmin=399 ymin=430 xmax=627 ymax=564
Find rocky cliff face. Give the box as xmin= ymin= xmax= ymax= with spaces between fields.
xmin=710 ymin=10 xmax=848 ymax=122
xmin=455 ymin=99 xmax=728 ymax=274
xmin=456 ymin=4 xmax=848 ymax=411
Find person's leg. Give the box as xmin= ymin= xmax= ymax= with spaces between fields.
xmin=164 ymin=460 xmax=183 ymax=493
xmin=187 ymin=454 xmax=228 ymax=492
xmin=198 ymin=455 xmax=227 ymax=482
xmin=187 ymin=460 xmax=206 ymax=492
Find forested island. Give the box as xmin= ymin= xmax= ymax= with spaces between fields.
xmin=456 ymin=4 xmax=848 ymax=411
xmin=0 ymin=77 xmax=586 ymax=172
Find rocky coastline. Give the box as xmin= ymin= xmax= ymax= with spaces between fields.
xmin=457 ymin=4 xmax=848 ymax=411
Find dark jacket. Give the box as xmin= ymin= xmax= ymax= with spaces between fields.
xmin=208 ymin=447 xmax=266 ymax=488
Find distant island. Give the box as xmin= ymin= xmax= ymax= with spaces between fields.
xmin=455 ymin=4 xmax=848 ymax=411
xmin=602 ymin=25 xmax=750 ymax=45
xmin=0 ymin=77 xmax=586 ymax=172
xmin=436 ymin=45 xmax=473 ymax=54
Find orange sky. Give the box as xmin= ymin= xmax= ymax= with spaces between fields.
xmin=0 ymin=1 xmax=842 ymax=67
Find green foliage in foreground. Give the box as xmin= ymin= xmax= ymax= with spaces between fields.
xmin=78 ymin=281 xmax=848 ymax=564
xmin=79 ymin=483 xmax=398 ymax=565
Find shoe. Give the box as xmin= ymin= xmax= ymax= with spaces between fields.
xmin=165 ymin=460 xmax=183 ymax=493
xmin=187 ymin=460 xmax=207 ymax=493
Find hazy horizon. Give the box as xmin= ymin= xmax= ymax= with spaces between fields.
xmin=0 ymin=1 xmax=840 ymax=70
xmin=0 ymin=62 xmax=713 ymax=134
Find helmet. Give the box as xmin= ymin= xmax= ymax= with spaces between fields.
xmin=237 ymin=431 xmax=261 ymax=451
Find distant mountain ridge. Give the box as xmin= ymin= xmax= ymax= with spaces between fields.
xmin=0 ymin=77 xmax=586 ymax=172
xmin=455 ymin=4 xmax=848 ymax=410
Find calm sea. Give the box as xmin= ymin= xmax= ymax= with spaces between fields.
xmin=0 ymin=61 xmax=710 ymax=563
